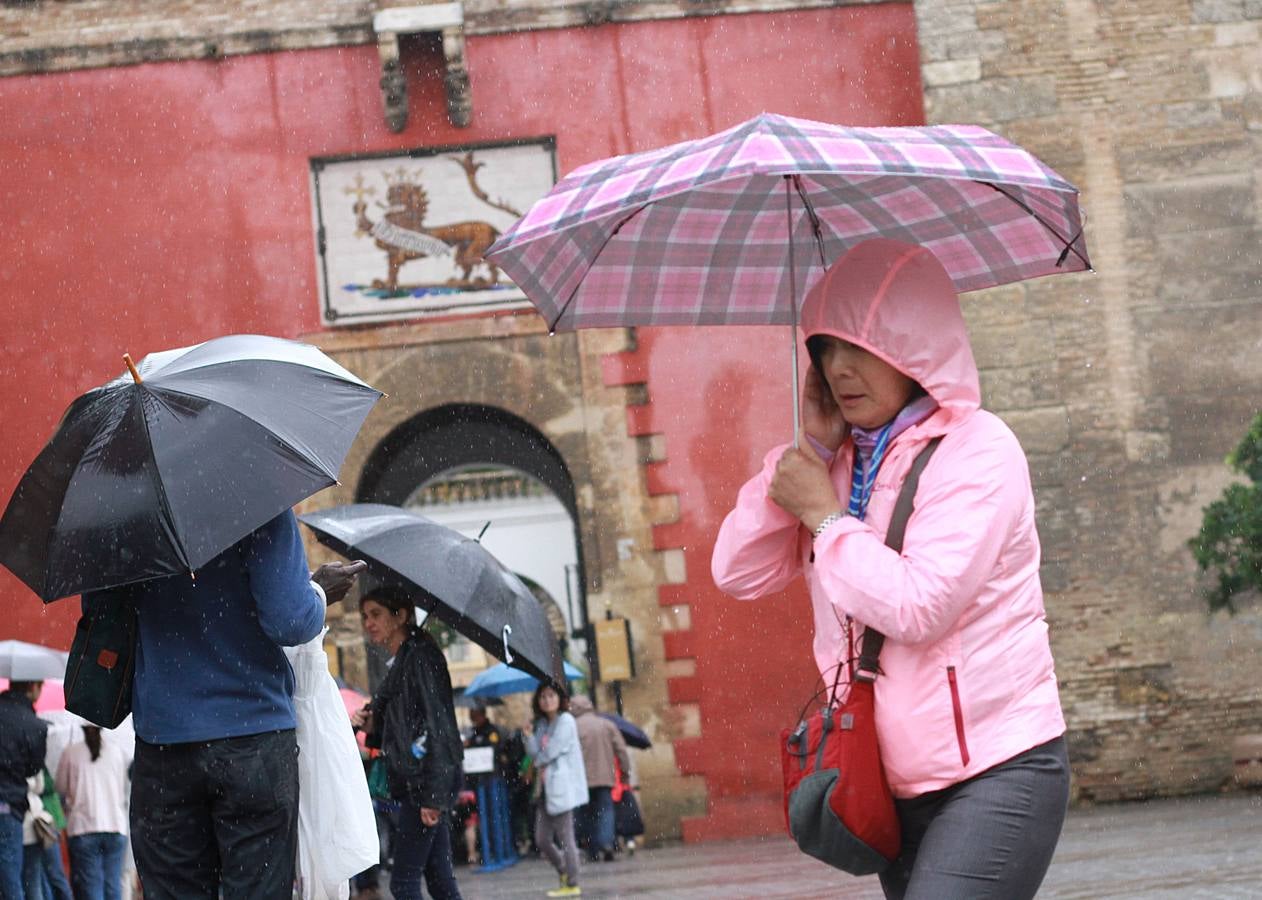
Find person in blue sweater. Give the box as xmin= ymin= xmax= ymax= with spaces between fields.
xmin=85 ymin=509 xmax=363 ymax=900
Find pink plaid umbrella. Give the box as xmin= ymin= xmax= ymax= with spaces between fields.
xmin=486 ymin=113 xmax=1090 ymax=433
xmin=489 ymin=113 xmax=1089 ymax=327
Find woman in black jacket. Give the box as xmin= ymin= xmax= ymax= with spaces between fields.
xmin=353 ymin=589 xmax=464 ymax=900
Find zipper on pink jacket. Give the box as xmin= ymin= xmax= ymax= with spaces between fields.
xmin=946 ymin=666 xmax=971 ymax=767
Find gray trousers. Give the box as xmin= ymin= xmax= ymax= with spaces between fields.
xmin=535 ymin=806 xmax=580 ymax=886
xmin=880 ymin=736 xmax=1070 ymax=900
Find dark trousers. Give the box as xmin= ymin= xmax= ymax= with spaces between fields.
xmin=389 ymin=799 xmax=462 ymax=900
xmin=879 ymin=736 xmax=1070 ymax=900
xmin=0 ymin=811 xmax=21 ymax=900
xmin=575 ymin=787 xmax=615 ymax=857
xmin=130 ymin=729 xmax=299 ymax=900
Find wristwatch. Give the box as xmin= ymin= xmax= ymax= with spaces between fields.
xmin=812 ymin=511 xmax=845 ymax=541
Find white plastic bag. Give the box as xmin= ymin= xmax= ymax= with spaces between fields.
xmin=287 ymin=629 xmax=379 ymax=900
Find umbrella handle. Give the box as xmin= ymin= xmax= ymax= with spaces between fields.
xmin=502 ymin=625 xmax=513 ymax=665
xmin=123 ymin=354 xmax=143 ymax=384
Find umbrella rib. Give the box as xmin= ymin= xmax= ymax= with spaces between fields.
xmin=792 ymin=175 xmax=829 ymax=269
xmin=548 ymin=204 xmax=648 ymax=332
xmin=978 ymin=181 xmax=1091 ymax=270
xmin=131 ymin=388 xmax=195 ymax=574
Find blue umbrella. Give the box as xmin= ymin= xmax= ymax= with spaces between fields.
xmin=599 ymin=712 xmax=651 ymax=750
xmin=464 ymin=661 xmax=584 ymax=699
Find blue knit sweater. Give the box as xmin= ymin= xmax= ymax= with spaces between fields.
xmin=87 ymin=510 xmax=325 ymax=744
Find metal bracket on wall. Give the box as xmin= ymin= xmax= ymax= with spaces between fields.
xmin=373 ymin=3 xmax=471 ymax=132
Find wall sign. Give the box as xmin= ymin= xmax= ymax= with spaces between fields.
xmin=591 ymin=617 xmax=635 ymax=683
xmin=311 ymin=138 xmax=556 ymax=325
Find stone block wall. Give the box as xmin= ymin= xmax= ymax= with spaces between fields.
xmin=914 ymin=0 xmax=1262 ymax=800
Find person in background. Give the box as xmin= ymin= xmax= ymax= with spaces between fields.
xmin=56 ymin=725 xmax=131 ymax=900
xmin=502 ymin=728 xmax=532 ymax=857
xmin=567 ymin=696 xmax=629 ymax=863
xmin=611 ymin=752 xmax=644 ymax=857
xmin=353 ymin=589 xmax=463 ymax=900
xmin=0 ymin=680 xmax=48 ymax=899
xmin=525 ymin=685 xmax=586 ymax=899
xmin=21 ymin=772 xmax=54 ymax=900
xmin=85 ymin=511 xmax=364 ymax=900
xmin=38 ymin=766 xmax=72 ymax=900
xmin=461 ymin=702 xmax=514 ymax=866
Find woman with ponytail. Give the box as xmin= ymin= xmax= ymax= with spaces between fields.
xmin=55 ymin=725 xmax=130 ymax=900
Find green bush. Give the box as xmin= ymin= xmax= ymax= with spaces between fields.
xmin=1189 ymin=412 xmax=1262 ymax=613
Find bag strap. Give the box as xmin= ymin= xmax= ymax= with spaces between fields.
xmin=855 ymin=436 xmax=943 ymax=682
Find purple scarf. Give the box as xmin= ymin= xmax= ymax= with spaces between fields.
xmin=851 ymin=394 xmax=939 ymax=466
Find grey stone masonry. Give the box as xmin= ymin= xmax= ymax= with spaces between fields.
xmin=916 ymin=0 xmax=1262 ymax=802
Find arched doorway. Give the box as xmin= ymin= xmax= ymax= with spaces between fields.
xmin=356 ymin=404 xmax=589 ymax=683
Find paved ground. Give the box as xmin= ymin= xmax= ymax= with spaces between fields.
xmin=438 ymin=793 xmax=1262 ymax=899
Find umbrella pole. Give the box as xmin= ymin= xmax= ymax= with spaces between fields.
xmin=785 ymin=177 xmax=801 ymax=447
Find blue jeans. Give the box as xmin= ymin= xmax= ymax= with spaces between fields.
xmin=577 ymin=786 xmax=615 ymax=858
xmin=23 ymin=831 xmax=73 ymax=900
xmin=0 ymin=811 xmax=22 ymax=900
xmin=879 ymin=737 xmax=1069 ymax=900
xmin=41 ymin=837 xmax=73 ymax=900
xmin=68 ymin=833 xmax=128 ymax=900
xmin=389 ymin=800 xmax=461 ymax=900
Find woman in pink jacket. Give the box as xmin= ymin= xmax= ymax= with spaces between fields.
xmin=712 ymin=238 xmax=1069 ymax=900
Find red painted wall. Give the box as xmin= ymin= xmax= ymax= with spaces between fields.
xmin=0 ymin=4 xmax=922 ymax=836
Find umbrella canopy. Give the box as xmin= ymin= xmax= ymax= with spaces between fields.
xmin=298 ymin=503 xmax=567 ymax=694
xmin=599 ymin=711 xmax=651 ymax=750
xmin=0 ymin=640 xmax=69 ymax=681
xmin=463 ymin=660 xmax=585 ymax=699
xmin=0 ymin=334 xmax=382 ymax=602
xmin=488 ymin=113 xmax=1090 ymax=331
xmin=454 ymin=690 xmax=504 ymax=709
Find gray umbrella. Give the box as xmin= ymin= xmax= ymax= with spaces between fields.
xmin=298 ymin=503 xmax=566 ymax=693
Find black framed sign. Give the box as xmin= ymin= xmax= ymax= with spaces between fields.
xmin=310 ymin=138 xmax=556 ymax=325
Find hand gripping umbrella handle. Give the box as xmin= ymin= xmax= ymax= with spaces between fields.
xmin=502 ymin=625 xmax=513 ymax=665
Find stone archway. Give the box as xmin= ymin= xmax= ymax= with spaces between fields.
xmin=356 ymin=402 xmax=589 ymax=659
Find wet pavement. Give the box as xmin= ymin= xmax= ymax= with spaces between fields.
xmin=440 ymin=793 xmax=1262 ymax=899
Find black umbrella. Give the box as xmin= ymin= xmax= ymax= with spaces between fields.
xmin=298 ymin=503 xmax=567 ymax=693
xmin=0 ymin=334 xmax=382 ymax=602
xmin=599 ymin=711 xmax=652 ymax=750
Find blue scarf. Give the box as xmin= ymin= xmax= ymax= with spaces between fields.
xmin=847 ymin=394 xmax=938 ymax=521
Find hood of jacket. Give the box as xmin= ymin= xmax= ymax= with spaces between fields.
xmin=799 ymin=238 xmax=980 ymax=429
xmin=568 ymin=694 xmax=594 ymax=716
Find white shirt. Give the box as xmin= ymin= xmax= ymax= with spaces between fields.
xmin=55 ymin=740 xmax=130 ymax=837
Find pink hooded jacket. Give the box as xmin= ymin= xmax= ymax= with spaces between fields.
xmin=711 ymin=239 xmax=1065 ymax=799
